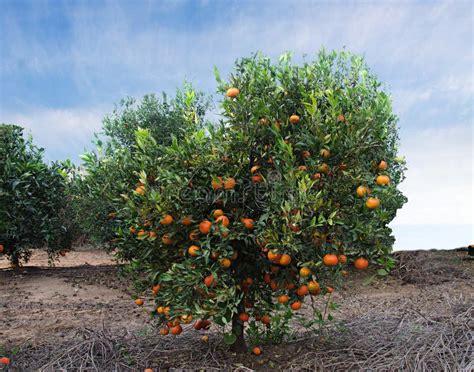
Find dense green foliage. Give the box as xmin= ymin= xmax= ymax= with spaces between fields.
xmin=0 ymin=124 xmax=71 ymax=265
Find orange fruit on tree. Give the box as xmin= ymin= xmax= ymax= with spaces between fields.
xmin=0 ymin=244 xmax=4 ymax=253
xmin=318 ymin=163 xmax=330 ymax=174
xmin=354 ymin=257 xmax=369 ymax=270
xmin=242 ymin=218 xmax=254 ymax=230
xmin=278 ymin=294 xmax=289 ymax=304
xmin=135 ymin=298 xmax=144 ymax=306
xmin=252 ymin=346 xmax=262 ymax=355
xmin=170 ymin=324 xmax=183 ymax=335
xmin=137 ymin=230 xmax=147 ymax=238
xmin=270 ymin=280 xmax=279 ymax=291
xmin=250 ymin=165 xmax=260 ymax=174
xmin=219 ymin=258 xmax=231 ymax=268
xmin=159 ymin=327 xmax=169 ymax=336
xmin=279 ymin=254 xmax=292 ymax=266
xmin=199 ymin=220 xmax=212 ymax=234
xmin=0 ymin=357 xmax=11 ymax=365
xmin=261 ymin=314 xmax=271 ymax=324
xmin=286 ymin=282 xmax=296 ymax=290
xmin=378 ymin=160 xmax=388 ymax=171
xmin=298 ymin=165 xmax=308 ymax=172
xmin=215 ymin=215 xmax=230 ymax=227
xmin=162 ymin=234 xmax=174 ymax=245
xmin=263 ymin=273 xmax=271 ymax=284
xmin=149 ymin=231 xmax=157 ymax=238
xmin=160 ymin=214 xmax=173 ymax=225
xmin=152 ymin=284 xmax=161 ymax=295
xmin=323 ymin=254 xmax=339 ymax=266
xmin=239 ymin=312 xmax=250 ymax=322
xmin=337 ymin=114 xmax=345 ymax=122
xmin=320 ymin=149 xmax=330 ymax=158
xmin=252 ymin=174 xmax=263 ymax=183
xmin=204 ymin=274 xmax=216 ymax=287
xmin=366 ymin=197 xmax=380 ymax=209
xmin=211 ymin=176 xmax=223 ymax=190
xmin=213 ymin=209 xmax=224 ymax=218
xmin=189 ymin=230 xmax=200 ymax=241
xmin=135 ymin=185 xmax=145 ymax=195
xmin=302 ymin=150 xmax=311 ymax=158
xmin=188 ymin=245 xmax=200 ymax=257
xmin=290 ymin=301 xmax=302 ymax=311
xmin=338 ymin=254 xmax=347 ymax=264
xmin=356 ymin=186 xmax=368 ymax=197
xmin=299 ymin=267 xmax=311 ymax=277
xmin=226 ymin=87 xmax=240 ymax=98
xmin=157 ymin=306 xmax=165 ymax=314
xmin=129 ymin=226 xmax=136 ymax=234
xmin=327 ymin=286 xmax=334 ymax=294
xmin=224 ymin=177 xmax=236 ymax=190
xmin=296 ymin=285 xmax=309 ymax=296
xmin=289 ymin=114 xmax=300 ymax=124
xmin=267 ymin=251 xmax=279 ymax=262
xmin=376 ymin=175 xmax=390 ymax=186
xmin=308 ymin=280 xmax=321 ymax=295
xmin=181 ymin=216 xmax=193 ymax=225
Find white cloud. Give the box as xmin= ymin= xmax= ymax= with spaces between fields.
xmin=393 ymin=122 xmax=473 ymax=225
xmin=0 ymin=107 xmax=106 ymax=162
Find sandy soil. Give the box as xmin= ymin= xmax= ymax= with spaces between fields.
xmin=0 ymin=247 xmax=472 ymax=370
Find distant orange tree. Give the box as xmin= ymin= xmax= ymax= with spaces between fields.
xmin=0 ymin=124 xmax=71 ymax=265
xmin=109 ymin=51 xmax=407 ymax=352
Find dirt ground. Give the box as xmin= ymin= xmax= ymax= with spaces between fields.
xmin=0 ymin=246 xmax=472 ymax=371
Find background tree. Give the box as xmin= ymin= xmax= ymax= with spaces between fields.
xmin=0 ymin=124 xmax=71 ymax=265
xmin=112 ymin=51 xmax=407 ymax=352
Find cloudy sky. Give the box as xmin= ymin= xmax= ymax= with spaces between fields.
xmin=0 ymin=0 xmax=472 ymax=250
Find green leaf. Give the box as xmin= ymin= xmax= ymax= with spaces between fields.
xmin=223 ymin=333 xmax=237 ymax=345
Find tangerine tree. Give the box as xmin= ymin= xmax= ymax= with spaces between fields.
xmin=0 ymin=124 xmax=71 ymax=265
xmin=113 ymin=51 xmax=406 ymax=351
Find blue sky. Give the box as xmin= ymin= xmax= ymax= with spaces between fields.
xmin=0 ymin=0 xmax=472 ymax=250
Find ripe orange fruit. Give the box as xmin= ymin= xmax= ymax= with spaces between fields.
xmin=163 ymin=306 xmax=170 ymax=316
xmin=211 ymin=176 xmax=224 ymax=190
xmin=279 ymin=254 xmax=292 ymax=266
xmin=135 ymin=186 xmax=145 ymax=195
xmin=261 ymin=314 xmax=271 ymax=324
xmin=215 ymin=215 xmax=230 ymax=227
xmin=308 ymin=280 xmax=320 ymax=295
xmin=239 ymin=312 xmax=250 ymax=322
xmin=366 ymin=197 xmax=380 ymax=209
xmin=219 ymin=258 xmax=231 ymax=268
xmin=354 ymin=257 xmax=369 ymax=270
xmin=298 ymin=165 xmax=308 ymax=172
xmin=378 ymin=160 xmax=388 ymax=171
xmin=226 ymin=87 xmax=240 ymax=98
xmin=251 ymin=174 xmax=263 ymax=183
xmin=242 ymin=218 xmax=254 ymax=230
xmin=327 ymin=286 xmax=334 ymax=294
xmin=376 ymin=175 xmax=390 ymax=186
xmin=299 ymin=267 xmax=311 ymax=277
xmin=296 ymin=285 xmax=309 ymax=296
xmin=356 ymin=186 xmax=368 ymax=197
xmin=289 ymin=114 xmax=300 ymax=124
xmin=250 ymin=165 xmax=260 ymax=174
xmin=0 ymin=357 xmax=11 ymax=365
xmin=323 ymin=254 xmax=339 ymax=266
xmin=137 ymin=230 xmax=147 ymax=238
xmin=286 ymin=282 xmax=296 ymax=290
xmin=199 ymin=220 xmax=212 ymax=234
xmin=338 ymin=254 xmax=347 ymax=264
xmin=162 ymin=234 xmax=174 ymax=245
xmin=252 ymin=346 xmax=262 ymax=355
xmin=157 ymin=306 xmax=165 ymax=314
xmin=181 ymin=216 xmax=193 ymax=225
xmin=302 ymin=150 xmax=311 ymax=158
xmin=270 ymin=280 xmax=279 ymax=291
xmin=213 ymin=209 xmax=224 ymax=218
xmin=189 ymin=230 xmax=200 ymax=241
xmin=170 ymin=324 xmax=182 ymax=335
xmin=188 ymin=245 xmax=200 ymax=257
xmin=319 ymin=163 xmax=330 ymax=174
xmin=320 ymin=149 xmax=330 ymax=158
xmin=160 ymin=214 xmax=173 ymax=225
xmin=129 ymin=226 xmax=136 ymax=234
xmin=290 ymin=301 xmax=302 ymax=310
xmin=278 ymin=294 xmax=289 ymax=304
xmin=0 ymin=244 xmax=5 ymax=253
xmin=148 ymin=231 xmax=157 ymax=238
xmin=204 ymin=274 xmax=216 ymax=287
xmin=263 ymin=273 xmax=271 ymax=284
xmin=267 ymin=251 xmax=279 ymax=262
xmin=224 ymin=177 xmax=236 ymax=190
xmin=159 ymin=327 xmax=169 ymax=336
xmin=152 ymin=284 xmax=161 ymax=295
xmin=337 ymin=114 xmax=345 ymax=122
xmin=135 ymin=298 xmax=144 ymax=306
xmin=311 ymin=173 xmax=322 ymax=180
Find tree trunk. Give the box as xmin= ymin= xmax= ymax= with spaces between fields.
xmin=229 ymin=310 xmax=247 ymax=353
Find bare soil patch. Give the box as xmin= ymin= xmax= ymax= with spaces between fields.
xmin=1 ymin=248 xmax=472 ymax=371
